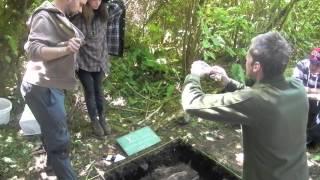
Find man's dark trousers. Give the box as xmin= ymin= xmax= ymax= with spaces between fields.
xmin=308 ymin=100 xmax=320 ymax=143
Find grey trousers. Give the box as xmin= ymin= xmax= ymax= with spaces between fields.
xmin=21 ymin=82 xmax=77 ymax=180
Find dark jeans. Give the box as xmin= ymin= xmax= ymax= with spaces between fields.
xmin=76 ymin=69 xmax=105 ymax=121
xmin=21 ymin=82 xmax=77 ymax=180
xmin=308 ymin=99 xmax=320 ymax=143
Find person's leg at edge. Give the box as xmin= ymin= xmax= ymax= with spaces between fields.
xmin=92 ymin=70 xmax=111 ymax=135
xmin=76 ymin=69 xmax=104 ymax=137
xmin=307 ymin=100 xmax=320 ymax=146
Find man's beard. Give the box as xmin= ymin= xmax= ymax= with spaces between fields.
xmin=65 ymin=2 xmax=78 ymax=17
xmin=245 ymin=78 xmax=256 ymax=87
xmin=64 ymin=7 xmax=73 ymax=17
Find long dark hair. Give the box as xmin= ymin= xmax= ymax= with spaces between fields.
xmin=82 ymin=2 xmax=108 ymax=25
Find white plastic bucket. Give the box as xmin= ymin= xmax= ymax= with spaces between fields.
xmin=19 ymin=104 xmax=41 ymax=135
xmin=0 ymin=98 xmax=12 ymax=125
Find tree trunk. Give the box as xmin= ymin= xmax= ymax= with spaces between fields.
xmin=182 ymin=0 xmax=206 ymax=76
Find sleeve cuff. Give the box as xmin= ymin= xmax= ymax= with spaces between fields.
xmin=184 ymin=74 xmax=200 ymax=84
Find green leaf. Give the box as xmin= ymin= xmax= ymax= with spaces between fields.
xmin=5 ymin=35 xmax=18 ymax=56
xmin=312 ymin=155 xmax=320 ymax=161
xmin=166 ymin=84 xmax=175 ymax=97
xmin=231 ymin=64 xmax=245 ymax=83
xmin=5 ymin=56 xmax=11 ymax=63
xmin=204 ymin=51 xmax=216 ymax=61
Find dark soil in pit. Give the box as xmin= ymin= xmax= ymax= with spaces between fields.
xmin=140 ymin=163 xmax=199 ymax=180
xmin=104 ymin=139 xmax=240 ymax=180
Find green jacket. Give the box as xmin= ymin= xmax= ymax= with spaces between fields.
xmin=182 ymin=74 xmax=309 ymax=180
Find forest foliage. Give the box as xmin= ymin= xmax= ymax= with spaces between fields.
xmin=0 ymin=0 xmax=319 ymax=122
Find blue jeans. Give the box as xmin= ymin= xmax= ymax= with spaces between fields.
xmin=21 ymin=82 xmax=77 ymax=180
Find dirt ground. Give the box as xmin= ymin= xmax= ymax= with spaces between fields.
xmin=25 ymin=114 xmax=320 ymax=179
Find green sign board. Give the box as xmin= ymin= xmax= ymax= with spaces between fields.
xmin=116 ymin=126 xmax=161 ymax=156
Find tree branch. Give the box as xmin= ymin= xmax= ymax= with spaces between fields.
xmin=265 ymin=0 xmax=301 ymax=32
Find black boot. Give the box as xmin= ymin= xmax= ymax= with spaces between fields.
xmin=91 ymin=119 xmax=104 ymax=137
xmin=99 ymin=115 xmax=111 ymax=135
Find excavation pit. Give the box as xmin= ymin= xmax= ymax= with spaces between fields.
xmin=105 ymin=139 xmax=240 ymax=180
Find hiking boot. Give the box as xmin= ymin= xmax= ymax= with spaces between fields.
xmin=91 ymin=120 xmax=104 ymax=137
xmin=100 ymin=119 xmax=111 ymax=135
xmin=99 ymin=115 xmax=111 ymax=135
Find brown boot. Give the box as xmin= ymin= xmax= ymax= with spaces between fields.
xmin=99 ymin=116 xmax=111 ymax=135
xmin=91 ymin=120 xmax=104 ymax=137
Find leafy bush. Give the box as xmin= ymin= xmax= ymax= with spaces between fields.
xmin=105 ymin=45 xmax=181 ymax=107
xmin=198 ymin=0 xmax=320 ymax=81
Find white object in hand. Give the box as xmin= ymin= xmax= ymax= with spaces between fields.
xmin=209 ymin=65 xmax=230 ymax=86
xmin=191 ymin=60 xmax=212 ymax=77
